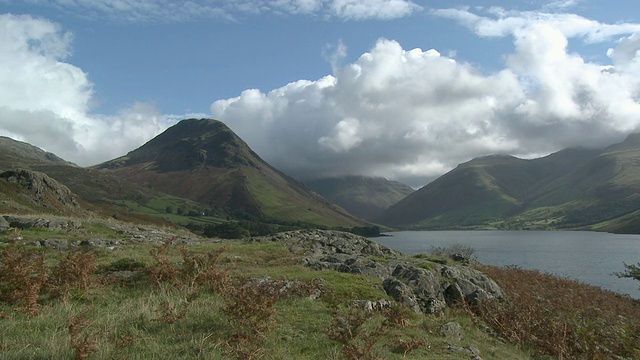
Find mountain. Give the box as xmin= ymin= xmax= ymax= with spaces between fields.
xmin=96 ymin=119 xmax=366 ymax=227
xmin=0 ymin=136 xmax=76 ymax=167
xmin=0 ymin=136 xmax=195 ymax=226
xmin=376 ymin=142 xmax=635 ymax=230
xmin=304 ymin=176 xmax=414 ymax=221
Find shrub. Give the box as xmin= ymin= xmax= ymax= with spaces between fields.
xmin=430 ymin=243 xmax=476 ymax=261
xmin=616 ymin=262 xmax=640 ymax=284
xmin=67 ymin=310 xmax=98 ymax=360
xmin=327 ymin=306 xmax=388 ymax=360
xmin=49 ymin=249 xmax=98 ymax=300
xmin=475 ymin=265 xmax=640 ymax=359
xmin=0 ymin=247 xmax=49 ymax=315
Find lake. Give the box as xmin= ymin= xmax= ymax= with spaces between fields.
xmin=373 ymin=230 xmax=640 ymax=299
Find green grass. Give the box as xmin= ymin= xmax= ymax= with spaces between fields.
xmin=0 ymin=226 xmax=532 ymax=360
xmin=243 ymin=168 xmax=360 ymax=227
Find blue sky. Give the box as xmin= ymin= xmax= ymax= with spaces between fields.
xmin=2 ymin=0 xmax=640 ymax=187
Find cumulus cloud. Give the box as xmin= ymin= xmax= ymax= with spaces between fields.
xmin=212 ymin=8 xmax=640 ymax=188
xmin=0 ymin=14 xmax=185 ymax=165
xmin=12 ymin=0 xmax=421 ymax=22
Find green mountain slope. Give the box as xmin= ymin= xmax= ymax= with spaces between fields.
xmin=305 ymin=176 xmax=414 ymax=221
xmin=377 ymin=145 xmax=612 ymax=230
xmin=0 ymin=137 xmax=199 ymax=225
xmin=96 ymin=119 xmax=366 ymax=227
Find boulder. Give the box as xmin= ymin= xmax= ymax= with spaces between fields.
xmin=439 ymin=321 xmax=463 ymax=339
xmin=382 ymin=277 xmax=421 ymax=313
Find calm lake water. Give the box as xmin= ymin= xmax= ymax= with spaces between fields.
xmin=374 ymin=231 xmax=640 ymax=299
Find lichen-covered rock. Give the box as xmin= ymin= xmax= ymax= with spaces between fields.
xmin=258 ymin=229 xmax=504 ymax=314
xmin=439 ymin=321 xmax=463 ymax=339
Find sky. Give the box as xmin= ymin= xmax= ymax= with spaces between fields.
xmin=2 ymin=1 xmax=640 ymax=188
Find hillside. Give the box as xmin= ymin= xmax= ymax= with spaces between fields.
xmin=305 ymin=176 xmax=414 ymax=221
xmin=0 ymin=136 xmax=77 ymax=167
xmin=96 ymin=119 xmax=366 ymax=228
xmin=376 ymin=141 xmax=640 ymax=231
xmin=0 ymin=136 xmax=212 ymax=226
xmin=0 ymin=169 xmax=86 ymax=217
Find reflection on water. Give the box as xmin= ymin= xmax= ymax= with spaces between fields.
xmin=374 ymin=231 xmax=640 ymax=299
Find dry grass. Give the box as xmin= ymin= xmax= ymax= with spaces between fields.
xmin=475 ymin=265 xmax=640 ymax=359
xmin=49 ymin=249 xmax=99 ymax=300
xmin=0 ymin=247 xmax=49 ymax=316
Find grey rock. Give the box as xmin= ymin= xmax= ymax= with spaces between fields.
xmin=445 ymin=283 xmax=466 ymax=306
xmin=392 ymin=263 xmax=443 ymax=298
xmin=39 ymin=238 xmax=68 ymax=250
xmin=447 ymin=344 xmax=482 ymax=360
xmin=78 ymin=238 xmax=125 ymax=248
xmin=439 ymin=321 xmax=463 ymax=339
xmin=353 ymin=299 xmax=395 ymax=311
xmin=382 ymin=277 xmax=421 ymax=313
xmin=424 ymin=297 xmax=447 ymax=315
xmin=254 ymin=229 xmax=504 ymax=315
xmin=4 ymin=216 xmax=81 ymax=230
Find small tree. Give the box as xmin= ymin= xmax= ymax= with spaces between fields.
xmin=616 ymin=262 xmax=640 ymax=285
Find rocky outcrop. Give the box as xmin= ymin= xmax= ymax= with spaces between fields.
xmin=4 ymin=215 xmax=82 ymax=230
xmin=0 ymin=169 xmax=85 ymax=216
xmin=255 ymin=229 xmax=504 ymax=314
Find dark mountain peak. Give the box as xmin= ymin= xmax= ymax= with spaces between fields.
xmin=0 ymin=136 xmax=76 ymax=166
xmin=94 ymin=118 xmax=365 ymax=227
xmin=98 ymin=118 xmax=259 ymax=172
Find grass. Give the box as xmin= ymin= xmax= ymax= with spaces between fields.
xmin=242 ymin=167 xmax=361 ymax=228
xmin=3 ymin=222 xmax=639 ymax=359
xmin=0 ymin=227 xmax=533 ymax=359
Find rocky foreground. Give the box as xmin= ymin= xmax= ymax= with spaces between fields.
xmin=254 ymin=229 xmax=504 ymax=315
xmin=1 ymin=217 xmax=503 ymax=316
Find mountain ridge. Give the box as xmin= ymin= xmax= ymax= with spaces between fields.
xmin=377 ymin=137 xmax=640 ymax=233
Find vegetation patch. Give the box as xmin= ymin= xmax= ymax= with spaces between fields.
xmin=474 ymin=265 xmax=640 ymax=359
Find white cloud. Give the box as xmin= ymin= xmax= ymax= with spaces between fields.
xmin=12 ymin=0 xmax=421 ymax=22
xmin=212 ymin=9 xmax=640 ymax=188
xmin=329 ymin=0 xmax=421 ymax=20
xmin=0 ymin=14 xmax=186 ymax=165
xmin=432 ymin=8 xmax=640 ymax=43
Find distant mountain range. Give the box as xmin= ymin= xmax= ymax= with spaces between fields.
xmin=377 ymin=133 xmax=640 ymax=233
xmin=4 ymin=118 xmax=640 ymax=234
xmin=0 ymin=119 xmax=387 ymax=231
